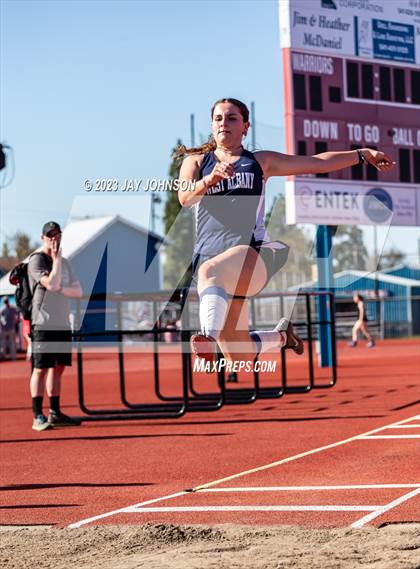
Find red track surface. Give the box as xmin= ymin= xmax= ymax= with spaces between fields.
xmin=1 ymin=338 xmax=419 ymax=528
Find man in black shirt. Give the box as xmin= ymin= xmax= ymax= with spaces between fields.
xmin=28 ymin=221 xmax=83 ymax=431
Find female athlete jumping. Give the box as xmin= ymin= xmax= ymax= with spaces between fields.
xmin=178 ymin=98 xmax=393 ymax=363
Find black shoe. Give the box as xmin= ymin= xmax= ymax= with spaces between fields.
xmin=48 ymin=412 xmax=81 ymax=427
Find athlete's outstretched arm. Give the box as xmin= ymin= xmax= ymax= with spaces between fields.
xmin=256 ymin=148 xmax=394 ymax=179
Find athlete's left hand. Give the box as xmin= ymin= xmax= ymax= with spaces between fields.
xmin=361 ymin=149 xmax=395 ymax=172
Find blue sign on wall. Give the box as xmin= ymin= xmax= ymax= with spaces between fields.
xmin=372 ymin=19 xmax=415 ymax=64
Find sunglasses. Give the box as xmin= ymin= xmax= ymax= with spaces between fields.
xmin=46 ymin=231 xmax=61 ymax=239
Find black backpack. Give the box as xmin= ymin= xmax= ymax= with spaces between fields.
xmin=9 ymin=252 xmax=45 ymax=320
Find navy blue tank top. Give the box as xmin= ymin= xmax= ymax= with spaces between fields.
xmin=193 ymin=149 xmax=269 ymax=256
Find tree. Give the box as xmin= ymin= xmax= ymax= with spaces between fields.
xmin=332 ymin=226 xmax=368 ymax=272
xmin=379 ymin=247 xmax=406 ymax=270
xmin=264 ymin=194 xmax=313 ymax=289
xmin=162 ymin=140 xmax=194 ymax=289
xmin=1 ymin=241 xmax=10 ymax=258
xmin=12 ymin=232 xmax=39 ymax=260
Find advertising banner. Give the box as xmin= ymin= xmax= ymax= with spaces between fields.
xmin=279 ymin=0 xmax=420 ymax=65
xmin=285 ymin=178 xmax=419 ymax=226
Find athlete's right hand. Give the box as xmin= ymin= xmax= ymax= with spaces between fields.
xmin=205 ymin=161 xmax=235 ymax=187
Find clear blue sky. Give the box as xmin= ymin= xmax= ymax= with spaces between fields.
xmin=1 ymin=0 xmax=419 ymax=262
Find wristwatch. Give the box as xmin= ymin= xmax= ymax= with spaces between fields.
xmin=357 ymin=149 xmax=367 ymax=165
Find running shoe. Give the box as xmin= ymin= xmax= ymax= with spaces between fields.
xmin=47 ymin=411 xmax=81 ymax=427
xmin=367 ymin=340 xmax=376 ymax=348
xmin=32 ymin=414 xmax=53 ymax=432
xmin=276 ymin=318 xmax=304 ymax=355
xmin=348 ymin=341 xmax=357 ymax=347
xmin=190 ymin=333 xmax=217 ymax=362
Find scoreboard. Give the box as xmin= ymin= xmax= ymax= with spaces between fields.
xmin=280 ymin=0 xmax=420 ymax=226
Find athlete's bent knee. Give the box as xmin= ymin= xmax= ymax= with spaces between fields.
xmin=198 ymin=259 xmax=218 ymax=282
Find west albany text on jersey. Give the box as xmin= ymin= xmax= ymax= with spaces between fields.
xmin=206 ymin=172 xmax=255 ymax=195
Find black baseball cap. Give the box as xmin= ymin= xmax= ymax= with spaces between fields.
xmin=42 ymin=221 xmax=62 ymax=236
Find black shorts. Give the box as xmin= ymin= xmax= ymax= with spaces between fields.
xmin=190 ymin=242 xmax=289 ymax=294
xmin=32 ymin=328 xmax=73 ymax=369
xmin=254 ymin=244 xmax=289 ymax=285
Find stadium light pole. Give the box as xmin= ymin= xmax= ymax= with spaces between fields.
xmin=418 ymin=237 xmax=420 ymax=266
xmin=151 ymin=195 xmax=161 ymax=233
xmin=250 ymin=101 xmax=256 ymax=150
xmin=190 ymin=114 xmax=195 ymax=148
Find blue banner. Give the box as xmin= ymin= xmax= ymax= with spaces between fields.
xmin=372 ymin=19 xmax=415 ymax=64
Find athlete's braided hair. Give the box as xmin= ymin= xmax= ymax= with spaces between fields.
xmin=174 ymin=98 xmax=250 ymax=159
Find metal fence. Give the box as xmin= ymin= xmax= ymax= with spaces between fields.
xmin=71 ymin=288 xmax=337 ymax=422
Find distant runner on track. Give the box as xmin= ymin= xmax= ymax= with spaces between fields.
xmin=349 ymin=293 xmax=376 ymax=348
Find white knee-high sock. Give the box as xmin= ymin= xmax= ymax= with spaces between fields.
xmin=250 ymin=329 xmax=287 ymax=357
xmin=199 ymin=286 xmax=228 ymax=340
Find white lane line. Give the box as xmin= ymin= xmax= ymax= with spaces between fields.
xmin=351 ymin=488 xmax=420 ymax=528
xmin=358 ymin=435 xmax=420 ymax=439
xmin=68 ymin=414 xmax=419 ymax=528
xmin=68 ymin=491 xmax=187 ymax=529
xmin=191 ymin=414 xmax=420 ymax=491
xmin=200 ymin=484 xmax=420 ymax=492
xmin=131 ymin=505 xmax=380 ymax=513
xmin=383 ymin=425 xmax=420 ymax=429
